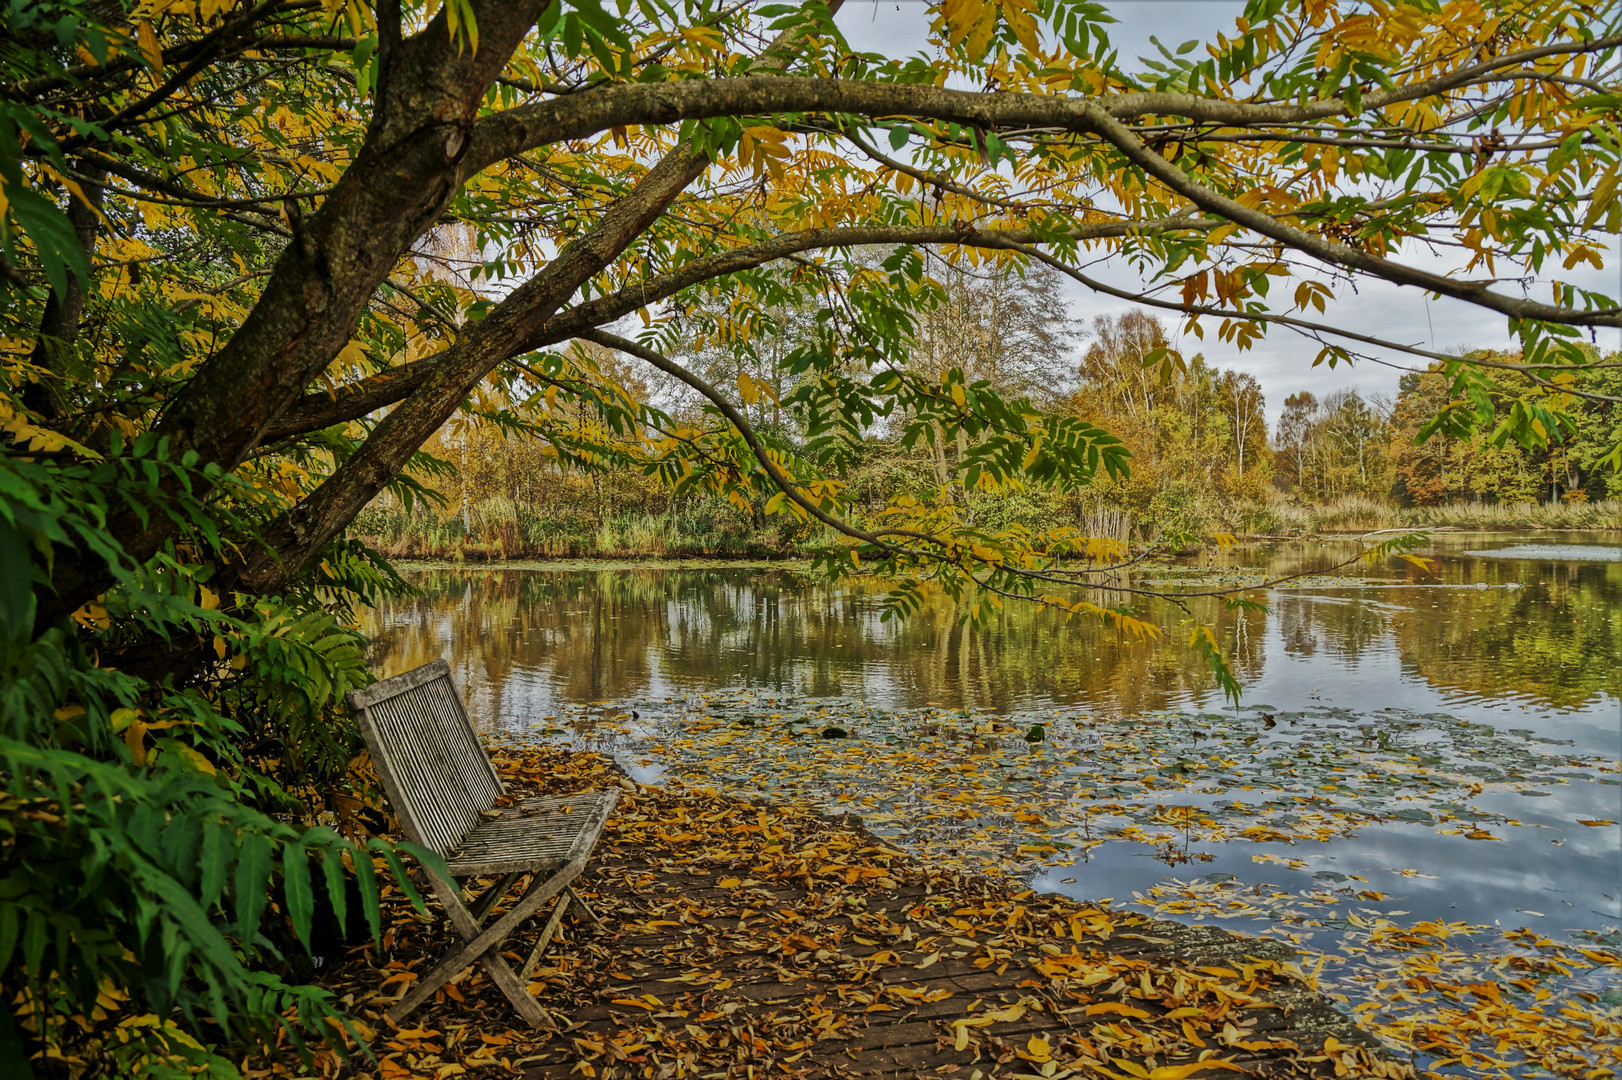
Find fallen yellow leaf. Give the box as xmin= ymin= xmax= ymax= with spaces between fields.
xmin=1150 ymin=1061 xmax=1243 ymax=1079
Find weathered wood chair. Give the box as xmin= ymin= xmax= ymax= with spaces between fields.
xmin=348 ymin=659 xmax=618 ymax=1028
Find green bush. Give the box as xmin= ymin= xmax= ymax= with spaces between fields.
xmin=1 ymin=441 xmax=433 ymax=1078
xmin=1140 ymin=481 xmax=1215 ymax=547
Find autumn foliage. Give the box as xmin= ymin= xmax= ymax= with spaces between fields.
xmin=1 ymin=0 xmax=1618 ymax=1073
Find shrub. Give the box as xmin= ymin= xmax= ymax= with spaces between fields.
xmin=1 ymin=442 xmax=432 ymax=1078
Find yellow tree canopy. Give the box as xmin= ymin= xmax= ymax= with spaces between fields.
xmin=2 ymin=0 xmax=1617 ymax=661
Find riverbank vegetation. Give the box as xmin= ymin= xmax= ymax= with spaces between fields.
xmin=353 ymin=312 xmax=1622 ymax=559
xmin=2 ymin=0 xmax=1618 ymax=1074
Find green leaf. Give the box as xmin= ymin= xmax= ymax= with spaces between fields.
xmin=3 ymin=186 xmax=89 ymax=297
xmin=199 ymin=818 xmax=232 ymax=912
xmin=283 ymin=841 xmax=314 ymax=950
xmin=322 ymin=843 xmax=349 ymax=938
xmin=234 ymin=832 xmax=273 ymax=939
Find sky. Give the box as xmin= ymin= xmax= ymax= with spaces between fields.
xmin=830 ymin=2 xmax=1622 ymax=428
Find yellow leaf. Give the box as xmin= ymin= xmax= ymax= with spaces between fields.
xmin=338 ymin=339 xmax=369 ymax=367
xmin=72 ymin=601 xmax=111 ymax=630
xmin=1158 ymin=1060 xmax=1245 ymax=1077
xmin=136 ymin=20 xmax=163 ymax=72
xmin=124 ymin=718 xmax=148 ymax=765
xmin=174 ymin=744 xmax=217 ymax=776
xmin=199 ymin=585 xmax=219 ymax=610
xmin=1584 ymin=169 xmax=1617 ymax=229
xmin=983 ymin=1003 xmax=1027 ymax=1023
xmin=1148 ymin=1065 xmax=1214 ymax=1080
xmin=1085 ymin=1002 xmax=1152 ymax=1019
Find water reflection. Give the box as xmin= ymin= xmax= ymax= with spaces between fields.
xmin=359 ymin=532 xmax=1622 ymax=728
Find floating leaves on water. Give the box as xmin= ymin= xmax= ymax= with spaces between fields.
xmin=528 ymin=690 xmax=1620 ymax=1078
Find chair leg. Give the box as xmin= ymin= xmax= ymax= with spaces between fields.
xmin=386 ymin=865 xmax=577 ymax=1030
xmin=520 ymin=893 xmax=572 ymax=980
xmin=566 ymin=885 xmax=607 ymax=929
xmin=467 ymin=871 xmax=520 ymax=922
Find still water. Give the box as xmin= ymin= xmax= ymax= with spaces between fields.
xmin=360 ymin=532 xmax=1622 ymax=1066
xmin=361 ymin=531 xmax=1619 ymax=746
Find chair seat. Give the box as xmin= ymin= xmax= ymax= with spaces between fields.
xmin=445 ymin=791 xmax=619 ymax=877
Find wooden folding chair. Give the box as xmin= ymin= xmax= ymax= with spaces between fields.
xmin=348 ymin=659 xmax=618 ymax=1028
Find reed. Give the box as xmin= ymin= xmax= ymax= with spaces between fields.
xmin=349 ymin=497 xmax=831 ymax=560
xmin=1243 ymin=496 xmax=1622 ymax=535
xmin=349 ymin=490 xmax=1621 ymax=563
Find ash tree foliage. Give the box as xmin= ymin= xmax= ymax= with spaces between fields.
xmin=0 ymin=0 xmax=1618 ymax=1071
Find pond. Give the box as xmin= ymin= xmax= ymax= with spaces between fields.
xmin=359 ymin=531 xmax=1622 ymax=1075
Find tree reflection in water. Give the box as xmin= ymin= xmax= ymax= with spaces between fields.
xmin=358 ymin=534 xmax=1619 ymax=728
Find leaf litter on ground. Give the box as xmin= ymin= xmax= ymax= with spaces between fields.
xmin=262 ymin=746 xmax=1411 ymax=1080
xmin=528 ymin=693 xmax=1622 ymax=1080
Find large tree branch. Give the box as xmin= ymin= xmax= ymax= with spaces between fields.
xmin=38 ymin=0 xmax=550 ymax=630
xmin=1076 ymin=104 xmax=1621 ymax=328
xmin=146 ymin=0 xmax=547 ymax=463
xmin=22 ymin=164 xmax=107 ymax=422
xmin=233 ymin=4 xmax=845 ymax=591
xmin=457 ymin=75 xmax=1620 ymax=329
xmin=462 ymin=33 xmax=1622 ymax=174
xmin=262 ymin=214 xmax=1215 ymax=441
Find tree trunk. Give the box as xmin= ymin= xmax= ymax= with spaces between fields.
xmin=23 ymin=165 xmax=106 ymax=423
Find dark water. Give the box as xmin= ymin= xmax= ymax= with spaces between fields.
xmin=361 ymin=534 xmax=1621 ymax=1049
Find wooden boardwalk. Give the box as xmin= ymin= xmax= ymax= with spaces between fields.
xmin=333 ymin=749 xmax=1408 ymax=1080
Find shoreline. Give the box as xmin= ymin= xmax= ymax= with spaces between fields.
xmin=372 ymin=525 xmax=1621 ymax=572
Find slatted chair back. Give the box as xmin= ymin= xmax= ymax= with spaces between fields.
xmin=349 ymin=659 xmax=504 ymax=856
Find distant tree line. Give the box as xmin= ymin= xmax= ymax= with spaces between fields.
xmin=364 ymin=267 xmax=1621 ymax=554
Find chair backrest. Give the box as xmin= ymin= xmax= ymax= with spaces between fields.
xmin=348 ymin=659 xmax=505 ymax=856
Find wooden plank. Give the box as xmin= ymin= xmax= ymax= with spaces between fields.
xmin=347 ymin=657 xmax=452 ymax=709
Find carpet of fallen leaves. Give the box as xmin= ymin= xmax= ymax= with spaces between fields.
xmin=258 ymin=746 xmax=1410 ymax=1080
xmin=525 ymin=694 xmax=1621 ymax=1080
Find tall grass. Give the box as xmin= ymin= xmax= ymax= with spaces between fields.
xmin=351 ymin=490 xmax=1622 ymax=563
xmin=1243 ymin=496 xmax=1622 ymax=535
xmin=350 ymin=495 xmax=836 ymax=560
xmin=1404 ymin=498 xmax=1622 ymax=530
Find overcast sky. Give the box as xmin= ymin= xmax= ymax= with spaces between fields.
xmin=831 ymin=2 xmax=1622 ymax=428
